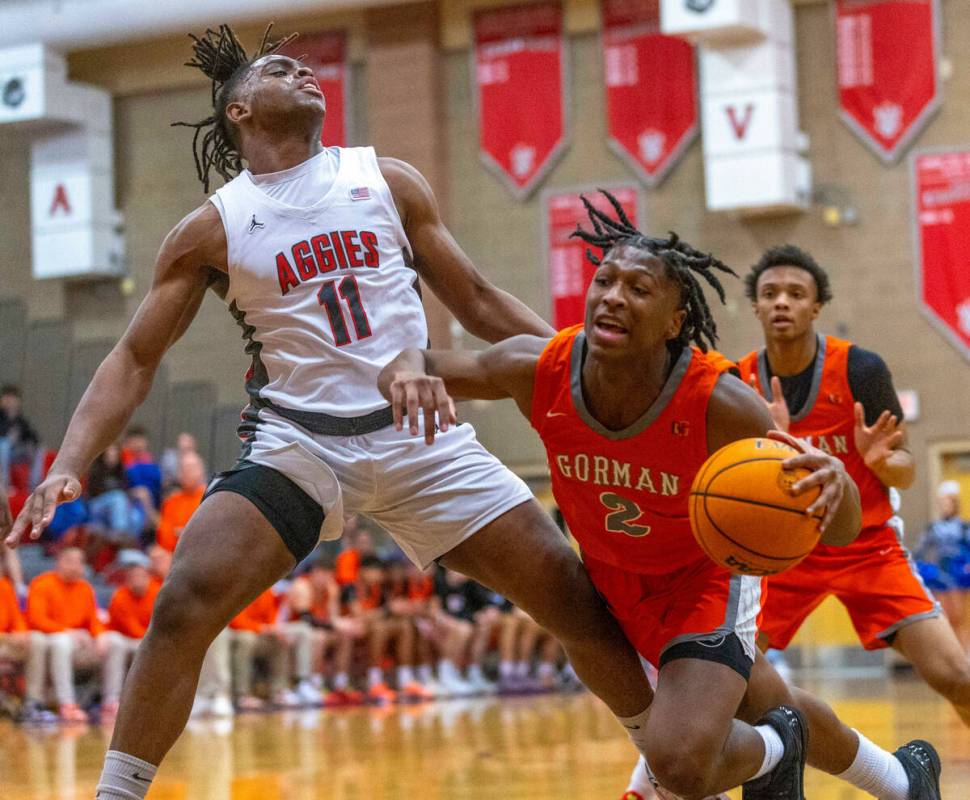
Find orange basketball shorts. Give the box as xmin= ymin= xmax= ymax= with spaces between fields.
xmin=760 ymin=525 xmax=941 ymax=651
xmin=583 ymin=553 xmax=765 ymax=678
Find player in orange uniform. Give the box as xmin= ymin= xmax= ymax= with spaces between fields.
xmin=379 ymin=195 xmax=941 ymax=800
xmin=739 ymin=245 xmax=970 ymax=727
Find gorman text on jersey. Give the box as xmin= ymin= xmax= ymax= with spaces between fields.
xmin=554 ymin=453 xmax=682 ymax=497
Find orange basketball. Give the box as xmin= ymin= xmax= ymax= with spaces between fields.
xmin=688 ymin=437 xmax=823 ymax=576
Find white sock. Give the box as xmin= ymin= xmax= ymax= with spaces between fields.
xmin=367 ymin=666 xmax=383 ymax=687
xmin=333 ymin=671 xmax=349 ymax=690
xmin=751 ymin=724 xmax=785 ymax=780
xmin=626 ymin=754 xmax=656 ymax=797
xmin=468 ymin=663 xmax=484 ymax=682
xmin=96 ymin=750 xmax=158 ymax=800
xmin=418 ymin=664 xmax=434 ymax=684
xmin=537 ymin=661 xmax=556 ymax=681
xmin=617 ymin=706 xmax=652 ymax=763
xmin=499 ymin=660 xmax=515 ymax=679
xmin=837 ymin=730 xmax=910 ymax=800
xmin=438 ymin=659 xmax=458 ymax=680
xmin=514 ymin=660 xmax=529 ymax=678
xmin=397 ymin=665 xmax=415 ymax=686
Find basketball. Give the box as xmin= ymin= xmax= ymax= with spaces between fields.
xmin=689 ymin=437 xmax=823 ymax=576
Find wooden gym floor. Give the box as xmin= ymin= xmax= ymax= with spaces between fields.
xmin=1 ymin=674 xmax=967 ymax=799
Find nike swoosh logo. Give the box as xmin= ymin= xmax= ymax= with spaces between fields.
xmin=878 ymin=548 xmax=893 ymax=556
xmin=623 ymin=724 xmax=641 ymax=730
xmin=132 ymin=772 xmax=153 ymax=783
xmin=546 ymin=411 xmax=567 ymax=418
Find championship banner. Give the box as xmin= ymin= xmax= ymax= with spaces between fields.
xmin=287 ymin=31 xmax=349 ymax=146
xmin=602 ymin=0 xmax=697 ymax=186
xmin=544 ymin=186 xmax=639 ymax=329
xmin=474 ymin=3 xmax=567 ymax=199
xmin=912 ymin=150 xmax=970 ymax=361
xmin=836 ymin=0 xmax=941 ymax=163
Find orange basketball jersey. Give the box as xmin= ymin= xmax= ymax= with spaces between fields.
xmin=530 ymin=325 xmax=727 ymax=575
xmin=738 ymin=334 xmax=893 ymax=536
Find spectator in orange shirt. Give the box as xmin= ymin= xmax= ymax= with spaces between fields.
xmin=155 ymin=452 xmax=206 ymax=552
xmin=230 ymin=587 xmax=316 ymax=710
xmin=333 ymin=522 xmax=375 ymax=586
xmin=0 ymin=550 xmax=51 ymax=723
xmin=102 ymin=551 xmax=160 ymax=722
xmin=27 ymin=547 xmax=108 ymax=723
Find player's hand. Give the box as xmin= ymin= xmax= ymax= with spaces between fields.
xmin=748 ymin=375 xmax=790 ymax=432
xmin=853 ymin=403 xmax=903 ymax=469
xmin=388 ymin=371 xmax=457 ymax=445
xmin=5 ymin=474 xmax=82 ymax=549
xmin=767 ymin=430 xmax=846 ymax=532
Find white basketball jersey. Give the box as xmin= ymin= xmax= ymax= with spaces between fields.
xmin=211 ymin=147 xmax=428 ymax=418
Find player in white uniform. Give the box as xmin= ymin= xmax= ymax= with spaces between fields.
xmin=4 ymin=26 xmax=655 ymax=800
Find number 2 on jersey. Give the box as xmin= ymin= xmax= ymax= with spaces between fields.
xmin=600 ymin=492 xmax=650 ymax=537
xmin=318 ymin=275 xmax=372 ymax=346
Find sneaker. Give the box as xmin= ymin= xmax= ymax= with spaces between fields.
xmin=498 ymin=675 xmax=526 ymax=695
xmin=210 ymin=695 xmax=235 ymax=718
xmin=400 ymin=681 xmax=435 ymax=703
xmin=58 ymin=703 xmax=89 ymax=724
xmin=272 ymin=689 xmax=303 ymax=709
xmin=324 ymin=688 xmax=365 ymax=707
xmin=742 ymin=706 xmax=807 ymax=800
xmin=19 ymin=699 xmax=58 ymax=725
xmin=236 ymin=695 xmax=265 ymax=712
xmin=893 ymin=740 xmax=942 ymax=800
xmin=466 ymin=672 xmax=497 ymax=696
xmin=295 ymin=679 xmax=323 ymax=707
xmin=367 ymin=683 xmax=398 ymax=705
xmin=439 ymin=672 xmax=477 ymax=698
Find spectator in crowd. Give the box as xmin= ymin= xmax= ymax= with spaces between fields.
xmin=26 ymin=547 xmax=108 ymax=723
xmin=147 ymin=544 xmax=172 ymax=588
xmin=334 ymin=520 xmax=376 ymax=586
xmin=120 ymin=426 xmax=163 ymax=511
xmin=102 ymin=550 xmax=160 ymax=723
xmin=160 ymin=432 xmax=205 ymax=491
xmin=0 ymin=385 xmax=40 ymax=487
xmin=286 ymin=555 xmax=365 ymax=705
xmin=155 ymin=452 xmax=206 ymax=552
xmin=917 ymin=481 xmax=970 ymax=647
xmin=403 ymin=564 xmax=443 ymax=695
xmin=383 ymin=559 xmax=435 ymax=701
xmin=86 ymin=444 xmax=143 ymax=548
xmin=429 ymin=568 xmax=493 ymax=697
xmin=347 ymin=556 xmax=405 ymax=703
xmin=0 ymin=545 xmax=51 ymax=723
xmin=230 ymin=587 xmax=318 ymax=710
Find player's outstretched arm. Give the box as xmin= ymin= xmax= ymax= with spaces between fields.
xmin=379 ymin=158 xmax=554 ymax=342
xmin=378 ymin=335 xmax=548 ymax=444
xmin=5 ymin=202 xmax=226 ymax=548
xmin=708 ymin=373 xmax=862 ymax=547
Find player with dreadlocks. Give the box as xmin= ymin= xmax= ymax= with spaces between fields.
xmin=380 ymin=191 xmax=937 ymax=800
xmin=7 ymin=27 xmax=664 ymax=800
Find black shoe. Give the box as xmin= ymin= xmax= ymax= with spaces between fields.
xmin=742 ymin=706 xmax=808 ymax=800
xmin=894 ymin=740 xmax=942 ymax=800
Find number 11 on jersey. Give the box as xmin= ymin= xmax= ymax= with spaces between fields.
xmin=318 ymin=275 xmax=373 ymax=346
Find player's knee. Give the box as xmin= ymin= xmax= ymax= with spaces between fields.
xmin=149 ymin=574 xmax=219 ymax=644
xmin=647 ymin=740 xmax=716 ymax=799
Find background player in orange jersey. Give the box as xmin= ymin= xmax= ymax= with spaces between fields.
xmin=379 ymin=194 xmax=941 ymax=800
xmin=739 ymin=245 xmax=970 ymax=728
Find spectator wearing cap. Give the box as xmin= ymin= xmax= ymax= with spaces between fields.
xmin=0 ymin=545 xmax=51 ymax=723
xmin=101 ymin=550 xmax=160 ymax=722
xmin=155 ymin=452 xmax=207 ymax=552
xmin=26 ymin=547 xmax=107 ymax=723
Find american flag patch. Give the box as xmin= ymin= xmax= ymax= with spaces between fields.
xmin=350 ymin=186 xmax=371 ymax=201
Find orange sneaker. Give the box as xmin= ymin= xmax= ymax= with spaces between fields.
xmin=619 ymin=793 xmax=645 ymax=800
xmin=367 ymin=683 xmax=397 ymax=705
xmin=59 ymin=703 xmax=89 ymax=724
xmin=400 ymin=681 xmax=435 ymax=703
xmin=324 ymin=688 xmax=365 ymax=707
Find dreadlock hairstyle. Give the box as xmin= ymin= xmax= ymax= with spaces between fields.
xmin=570 ymin=190 xmax=737 ymax=353
xmin=173 ymin=24 xmax=299 ymax=192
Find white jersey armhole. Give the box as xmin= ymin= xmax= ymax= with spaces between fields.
xmin=208 ymin=191 xmax=237 ymax=297
xmin=365 ymin=148 xmax=414 ymax=260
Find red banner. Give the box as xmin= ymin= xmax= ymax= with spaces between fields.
xmin=474 ymin=3 xmax=567 ymax=198
xmin=836 ymin=0 xmax=940 ymax=163
xmin=602 ymin=0 xmax=697 ymax=186
xmin=287 ymin=31 xmax=349 ymax=146
xmin=545 ymin=186 xmax=639 ymax=329
xmin=913 ymin=150 xmax=970 ymax=361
